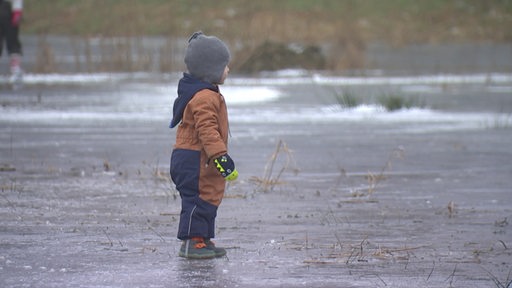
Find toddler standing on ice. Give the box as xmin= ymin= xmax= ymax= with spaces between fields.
xmin=169 ymin=31 xmax=238 ymax=259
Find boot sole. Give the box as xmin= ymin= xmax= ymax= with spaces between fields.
xmin=178 ymin=251 xmax=216 ymax=259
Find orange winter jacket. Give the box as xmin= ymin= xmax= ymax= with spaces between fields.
xmin=174 ymin=88 xmax=228 ymax=159
xmin=170 ymin=73 xmax=229 ymax=206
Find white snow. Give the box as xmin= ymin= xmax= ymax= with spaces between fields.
xmin=1 ymin=71 xmax=511 ymax=133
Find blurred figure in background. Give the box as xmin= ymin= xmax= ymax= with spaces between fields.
xmin=0 ymin=0 xmax=23 ymax=86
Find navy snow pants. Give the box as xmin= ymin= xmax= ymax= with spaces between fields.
xmin=170 ymin=149 xmax=218 ymax=240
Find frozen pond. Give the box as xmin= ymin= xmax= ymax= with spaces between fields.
xmin=1 ymin=68 xmax=512 ymax=287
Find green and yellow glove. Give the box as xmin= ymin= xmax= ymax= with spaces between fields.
xmin=213 ymin=154 xmax=238 ymax=181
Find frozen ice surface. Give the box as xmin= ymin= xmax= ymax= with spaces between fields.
xmin=1 ymin=71 xmax=511 ymax=287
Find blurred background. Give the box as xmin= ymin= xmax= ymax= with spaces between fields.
xmin=15 ymin=0 xmax=512 ymax=75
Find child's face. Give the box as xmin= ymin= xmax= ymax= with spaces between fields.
xmin=219 ymin=66 xmax=229 ymax=84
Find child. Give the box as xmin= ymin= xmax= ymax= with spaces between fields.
xmin=170 ymin=31 xmax=238 ymax=259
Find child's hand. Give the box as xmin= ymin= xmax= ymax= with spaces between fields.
xmin=213 ymin=154 xmax=238 ymax=181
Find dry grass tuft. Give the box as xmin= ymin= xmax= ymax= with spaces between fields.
xmin=250 ymin=140 xmax=299 ymax=193
xmin=304 ymin=236 xmax=429 ymax=265
xmin=350 ymin=146 xmax=405 ymax=198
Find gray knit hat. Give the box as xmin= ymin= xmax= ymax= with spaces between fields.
xmin=184 ymin=31 xmax=231 ymax=84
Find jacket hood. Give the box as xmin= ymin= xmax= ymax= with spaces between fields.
xmin=170 ymin=73 xmax=218 ymax=128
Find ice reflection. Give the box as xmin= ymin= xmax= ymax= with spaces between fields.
xmin=175 ymin=258 xmax=235 ymax=288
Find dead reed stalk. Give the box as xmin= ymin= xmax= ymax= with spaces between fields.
xmin=350 ymin=145 xmax=405 ymax=198
xmin=367 ymin=146 xmax=405 ymax=195
xmin=35 ymin=35 xmax=57 ymax=73
xmin=250 ymin=140 xmax=299 ymax=192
